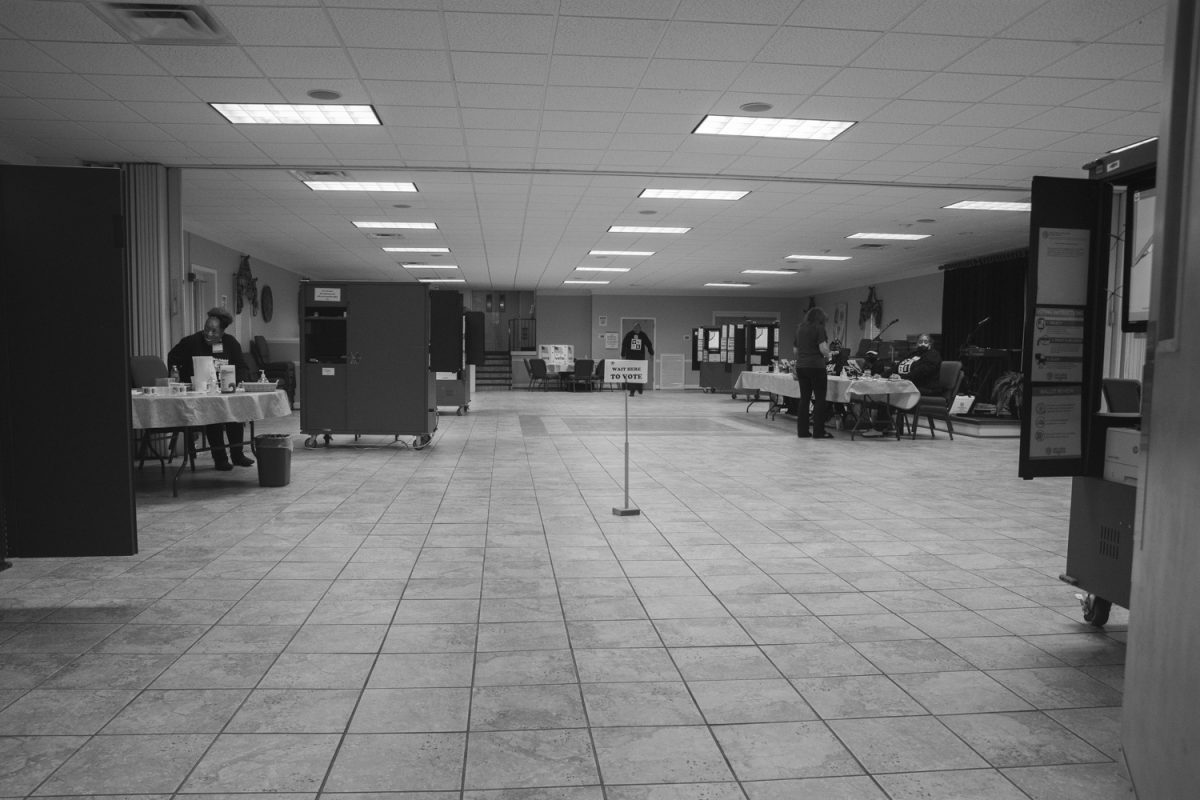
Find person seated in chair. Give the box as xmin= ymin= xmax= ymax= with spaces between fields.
xmin=167 ymin=307 xmax=254 ymax=471
xmin=895 ymin=333 xmax=943 ymax=395
xmin=826 ymin=339 xmax=850 ymax=375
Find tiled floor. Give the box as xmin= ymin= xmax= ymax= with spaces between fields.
xmin=1 ymin=389 xmax=1133 ymax=799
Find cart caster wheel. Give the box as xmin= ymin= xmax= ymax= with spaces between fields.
xmin=323 ymin=434 xmax=332 ymax=447
xmin=394 ymin=435 xmax=400 ymax=442
xmin=413 ymin=433 xmax=432 ymax=450
xmin=455 ymin=408 xmax=463 ymax=416
xmin=304 ymin=435 xmax=319 ymax=449
xmin=731 ymin=392 xmax=738 ymax=399
xmin=1080 ymin=594 xmax=1112 ymax=627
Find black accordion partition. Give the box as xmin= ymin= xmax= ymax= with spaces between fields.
xmin=0 ymin=165 xmax=137 ymax=559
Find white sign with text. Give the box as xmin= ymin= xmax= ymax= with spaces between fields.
xmin=605 ymin=359 xmax=647 ymax=383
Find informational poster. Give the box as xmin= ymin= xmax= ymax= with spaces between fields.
xmin=1026 ymin=385 xmax=1084 ymax=460
xmin=605 ymin=359 xmax=647 ymax=384
xmin=1031 ymin=306 xmax=1085 ymax=382
xmin=604 ymin=332 xmax=619 ymax=350
xmin=1035 ymin=227 xmax=1089 ymax=304
xmin=313 ymin=287 xmax=341 ymax=302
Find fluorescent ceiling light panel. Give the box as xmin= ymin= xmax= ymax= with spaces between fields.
xmin=212 ymin=103 xmax=380 ymax=125
xmin=847 ymin=232 xmax=930 ymax=240
xmin=306 ymin=181 xmax=416 ymax=192
xmin=786 ymin=254 xmax=851 ymax=261
xmin=353 ymin=221 xmax=437 ymax=229
xmin=705 ymin=282 xmax=751 ymax=287
xmin=575 ymin=267 xmax=630 ymax=272
xmin=417 ymin=278 xmax=464 ymax=283
xmin=588 ymin=250 xmax=654 ymax=256
xmin=402 ymin=264 xmax=458 ymax=270
xmin=741 ymin=269 xmax=798 ymax=275
xmin=383 ymin=247 xmax=450 ymax=253
xmin=564 ymin=280 xmax=609 ymax=285
xmin=1109 ymin=137 xmax=1157 ymax=154
xmin=639 ymin=189 xmax=748 ymax=200
xmin=608 ymin=226 xmax=690 ymax=234
xmin=944 ymin=201 xmax=1031 ymax=212
xmin=694 ymin=115 xmax=854 ymax=140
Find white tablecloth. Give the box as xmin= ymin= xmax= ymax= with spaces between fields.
xmin=132 ymin=390 xmax=292 ymax=429
xmin=734 ymin=372 xmax=922 ymax=411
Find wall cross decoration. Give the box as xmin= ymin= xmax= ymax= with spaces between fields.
xmin=859 ymin=286 xmax=882 ymax=329
xmin=236 ymin=255 xmax=259 ymax=316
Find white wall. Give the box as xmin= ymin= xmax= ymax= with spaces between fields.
xmin=815 ymin=273 xmax=945 ymax=347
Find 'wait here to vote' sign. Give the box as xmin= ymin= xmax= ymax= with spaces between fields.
xmin=605 ymin=359 xmax=647 ymax=383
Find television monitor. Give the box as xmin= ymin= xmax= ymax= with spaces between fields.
xmin=1123 ymin=186 xmax=1154 ymax=332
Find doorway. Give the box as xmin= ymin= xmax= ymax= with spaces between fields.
xmin=190 ymin=265 xmax=218 ymax=333
xmin=619 ymin=317 xmax=656 ymax=389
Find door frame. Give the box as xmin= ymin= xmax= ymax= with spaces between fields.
xmin=189 ymin=264 xmax=218 ymax=334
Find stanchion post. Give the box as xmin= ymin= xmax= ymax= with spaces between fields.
xmin=610 ymin=359 xmax=641 ymax=517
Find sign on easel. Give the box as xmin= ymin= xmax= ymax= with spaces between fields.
xmin=605 ymin=359 xmax=647 ymax=385
xmin=607 ymin=359 xmax=646 ymax=516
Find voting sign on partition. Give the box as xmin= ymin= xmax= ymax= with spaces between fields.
xmin=605 ymin=359 xmax=647 ymax=384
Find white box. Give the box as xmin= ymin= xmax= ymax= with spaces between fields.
xmin=1104 ymin=427 xmax=1142 ymax=485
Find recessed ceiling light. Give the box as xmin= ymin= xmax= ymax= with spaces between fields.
xmin=639 ymin=189 xmax=749 ymax=200
xmin=353 ymin=221 xmax=437 ymax=229
xmin=564 ymin=280 xmax=610 ymax=285
xmin=609 ymin=226 xmax=690 ymax=234
xmin=694 ymin=115 xmax=854 ymax=141
xmin=575 ymin=267 xmax=630 ymax=273
xmin=741 ymin=269 xmax=798 ymax=275
xmin=943 ymin=201 xmax=1032 ymax=212
xmin=383 ymin=247 xmax=450 ymax=253
xmin=589 ymin=250 xmax=654 ymax=256
xmin=739 ymin=102 xmax=773 ymax=113
xmin=847 ymin=232 xmax=931 ymax=241
xmin=705 ymin=282 xmax=752 ymax=287
xmin=417 ymin=277 xmax=464 ymax=283
xmin=211 ymin=103 xmax=380 ymax=125
xmin=786 ymin=254 xmax=852 ymax=261
xmin=307 ymin=89 xmax=342 ymax=101
xmin=1108 ymin=137 xmax=1157 ymax=154
xmin=306 ymin=181 xmax=416 ymax=192
xmin=402 ymin=264 xmax=458 ymax=270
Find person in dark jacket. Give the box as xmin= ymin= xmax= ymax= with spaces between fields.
xmin=620 ymin=323 xmax=654 ymax=396
xmin=793 ymin=307 xmax=833 ymax=439
xmin=895 ymin=333 xmax=944 ymax=395
xmin=167 ymin=307 xmax=254 ymax=470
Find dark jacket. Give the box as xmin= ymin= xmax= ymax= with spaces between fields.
xmin=897 ymin=347 xmax=943 ymax=393
xmin=621 ymin=330 xmax=654 ymax=360
xmin=168 ymin=331 xmax=250 ymax=382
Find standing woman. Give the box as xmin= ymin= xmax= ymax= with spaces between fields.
xmin=793 ymin=307 xmax=833 ymax=439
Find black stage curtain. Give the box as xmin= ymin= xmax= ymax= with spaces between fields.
xmin=940 ymin=249 xmax=1027 ymax=402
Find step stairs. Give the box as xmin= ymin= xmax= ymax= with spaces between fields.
xmin=476 ymin=351 xmax=513 ymax=390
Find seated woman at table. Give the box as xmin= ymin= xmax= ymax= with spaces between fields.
xmin=167 ymin=307 xmax=254 ymax=471
xmin=793 ymin=307 xmax=834 ymax=439
xmin=895 ymin=333 xmax=943 ymax=395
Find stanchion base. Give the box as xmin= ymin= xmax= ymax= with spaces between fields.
xmin=612 ymin=507 xmax=641 ymax=517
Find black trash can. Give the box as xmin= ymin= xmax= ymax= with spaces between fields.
xmin=254 ymin=434 xmax=293 ymax=487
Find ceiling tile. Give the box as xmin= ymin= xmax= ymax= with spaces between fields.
xmin=782 ymin=0 xmax=926 ymax=31
xmin=975 ymin=128 xmax=1074 ymax=149
xmin=998 ymin=0 xmax=1163 ymax=42
xmin=1036 ymin=43 xmax=1163 ymax=80
xmin=544 ymin=85 xmax=634 ymax=111
xmin=868 ymin=100 xmax=971 ymax=124
xmin=178 ymin=77 xmax=283 ymax=103
xmin=245 ymin=47 xmax=357 ymax=79
xmin=327 ymin=8 xmax=444 ymax=49
xmin=947 ymin=39 xmax=1081 ymax=75
xmin=819 ymin=68 xmax=932 ymax=99
xmin=0 ymin=71 xmax=111 ymax=100
xmin=851 ymin=33 xmax=983 ymax=71
xmin=451 ymin=52 xmax=550 ymax=84
xmin=1103 ymin=7 xmax=1168 ymax=44
xmin=350 ymin=49 xmax=453 ymax=82
xmin=903 ymin=73 xmax=1019 ymax=102
xmin=37 ymin=98 xmax=145 ymax=123
xmin=213 ymin=6 xmax=341 ymax=46
xmin=941 ymin=102 xmax=1045 ymax=127
xmin=461 ymin=108 xmax=541 ymax=130
xmin=33 ymin=42 xmax=165 ymax=75
xmin=374 ymin=106 xmax=461 ymax=127
xmin=142 ymin=46 xmax=263 ymax=78
xmin=0 ymin=1 xmax=124 ymax=41
xmin=1018 ymin=106 xmax=1128 ymax=132
xmin=559 ymin=0 xmax=677 ymax=18
xmin=894 ymin=0 xmax=1046 ymax=36
xmin=365 ymin=80 xmax=457 ymax=107
xmin=133 ymin=103 xmax=232 ymax=125
xmin=641 ymin=59 xmax=743 ymax=91
xmin=549 ymin=55 xmax=647 ymax=88
xmin=656 ymin=21 xmax=776 ymax=61
xmin=553 ymin=16 xmax=668 ymax=57
xmin=758 ymin=27 xmax=881 ymax=66
xmin=627 ymin=88 xmax=721 ymax=114
xmin=457 ymin=83 xmax=546 ymax=110
xmin=986 ymin=77 xmax=1107 ymax=106
xmin=541 ymin=110 xmax=623 ymax=132
xmin=728 ymin=63 xmax=839 ymax=94
xmin=89 ymin=75 xmax=199 ymax=103
xmin=445 ymin=12 xmax=555 ymax=53
xmin=1066 ymin=80 xmax=1162 ymax=111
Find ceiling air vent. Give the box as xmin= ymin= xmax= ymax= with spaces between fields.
xmin=292 ymin=170 xmax=351 ymax=181
xmin=93 ymin=2 xmax=234 ymax=44
xmin=852 ymin=243 xmax=887 ymax=249
xmin=367 ymin=233 xmax=406 ymax=240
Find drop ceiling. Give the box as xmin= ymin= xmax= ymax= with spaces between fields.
xmin=0 ymin=0 xmax=1167 ymax=295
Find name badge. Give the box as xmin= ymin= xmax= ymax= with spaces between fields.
xmin=212 ymin=343 xmax=224 ymax=354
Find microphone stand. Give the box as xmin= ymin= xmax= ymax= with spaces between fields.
xmin=959 ymin=317 xmax=991 ymax=398
xmin=871 ymin=318 xmax=900 ymax=343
